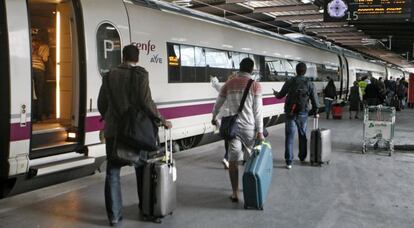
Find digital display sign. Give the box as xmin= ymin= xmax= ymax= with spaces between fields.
xmin=324 ymin=0 xmax=413 ymax=22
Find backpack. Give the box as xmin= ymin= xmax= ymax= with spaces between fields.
xmin=288 ymin=77 xmax=310 ymax=114
xmin=324 ymin=84 xmax=336 ymax=99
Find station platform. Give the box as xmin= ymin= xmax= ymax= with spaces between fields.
xmin=1 ymin=108 xmax=414 ymax=228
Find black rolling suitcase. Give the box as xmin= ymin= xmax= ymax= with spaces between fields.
xmin=310 ymin=117 xmax=331 ymax=166
xmin=141 ymin=129 xmax=177 ymax=223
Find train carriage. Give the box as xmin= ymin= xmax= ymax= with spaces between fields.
xmin=0 ymin=0 xmax=400 ymax=197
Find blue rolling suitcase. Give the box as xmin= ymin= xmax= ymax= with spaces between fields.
xmin=243 ymin=141 xmax=273 ymax=210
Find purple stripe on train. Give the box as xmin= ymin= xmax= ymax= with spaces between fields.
xmin=10 ymin=123 xmax=31 ymax=142
xmin=10 ymin=97 xmax=285 ymax=141
xmin=85 ymin=116 xmax=105 ymax=133
xmin=84 ymin=97 xmax=284 ymax=131
xmin=158 ymin=103 xmax=215 ymax=120
xmin=263 ymin=97 xmax=285 ymax=105
xmin=157 ymin=97 xmax=285 ymax=119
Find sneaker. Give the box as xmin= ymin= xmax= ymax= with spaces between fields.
xmin=286 ymin=165 xmax=292 ymax=169
xmin=355 ymin=116 xmax=359 ymax=119
xmin=109 ymin=216 xmax=123 ymax=227
xmin=222 ymin=158 xmax=229 ymax=169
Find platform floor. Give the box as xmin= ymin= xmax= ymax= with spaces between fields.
xmin=1 ymin=108 xmax=414 ymax=228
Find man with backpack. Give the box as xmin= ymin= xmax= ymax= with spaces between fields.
xmin=98 ymin=44 xmax=171 ymax=226
xmin=273 ymin=62 xmax=319 ymax=169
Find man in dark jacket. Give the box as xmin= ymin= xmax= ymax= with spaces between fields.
xmin=273 ymin=62 xmax=319 ymax=169
xmin=364 ymin=78 xmax=381 ymax=106
xmin=397 ymin=78 xmax=407 ymax=109
xmin=323 ymin=79 xmax=336 ymax=119
xmin=98 ymin=44 xmax=171 ymax=226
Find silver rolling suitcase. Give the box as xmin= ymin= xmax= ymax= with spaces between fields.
xmin=310 ymin=117 xmax=331 ymax=166
xmin=142 ymin=129 xmax=177 ymax=223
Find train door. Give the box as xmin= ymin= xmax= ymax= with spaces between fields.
xmin=28 ymin=0 xmax=84 ymax=158
xmin=79 ymin=0 xmax=129 ymax=148
xmin=340 ymin=55 xmax=349 ymax=99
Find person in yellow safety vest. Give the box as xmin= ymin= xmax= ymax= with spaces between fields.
xmin=358 ymin=76 xmax=369 ymax=101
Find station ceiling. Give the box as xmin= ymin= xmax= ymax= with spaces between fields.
xmin=172 ymin=0 xmax=414 ymax=71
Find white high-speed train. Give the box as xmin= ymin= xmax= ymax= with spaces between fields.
xmin=0 ymin=0 xmax=407 ymax=197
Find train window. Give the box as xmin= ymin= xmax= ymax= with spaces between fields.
xmin=285 ymin=60 xmax=297 ymax=77
xmin=371 ymin=72 xmax=384 ymax=79
xmin=231 ymin=52 xmax=249 ymax=69
xmin=180 ymin=45 xmax=195 ymax=66
xmin=305 ymin=63 xmax=318 ymax=80
xmin=167 ymin=43 xmax=263 ymax=83
xmin=356 ymin=70 xmax=385 ymax=80
xmin=96 ymin=23 xmax=121 ymax=76
xmin=195 ymin=47 xmax=206 ymax=67
xmin=264 ymin=57 xmax=286 ymax=81
xmin=316 ymin=64 xmax=340 ymax=81
xmin=263 ymin=57 xmax=324 ymax=82
xmin=167 ymin=44 xmax=180 ymax=82
xmin=205 ymin=48 xmax=232 ymax=69
xmin=250 ymin=54 xmax=261 ymax=71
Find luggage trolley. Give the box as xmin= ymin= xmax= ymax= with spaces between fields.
xmin=362 ymin=106 xmax=396 ymax=156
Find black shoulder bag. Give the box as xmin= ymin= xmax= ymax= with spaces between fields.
xmin=105 ymin=69 xmax=159 ymax=166
xmin=219 ymin=79 xmax=254 ymax=140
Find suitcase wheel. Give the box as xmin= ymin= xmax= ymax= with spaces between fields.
xmin=259 ymin=207 xmax=264 ymax=210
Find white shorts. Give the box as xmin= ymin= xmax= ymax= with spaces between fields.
xmin=228 ymin=129 xmax=255 ymax=162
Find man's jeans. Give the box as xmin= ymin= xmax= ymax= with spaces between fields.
xmin=285 ymin=112 xmax=308 ymax=165
xmin=104 ymin=138 xmax=143 ymax=222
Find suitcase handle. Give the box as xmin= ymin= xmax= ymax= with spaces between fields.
xmin=313 ymin=116 xmax=319 ymax=130
xmin=164 ymin=128 xmax=173 ymax=164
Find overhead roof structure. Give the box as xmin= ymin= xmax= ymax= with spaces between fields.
xmin=170 ymin=0 xmax=414 ymax=72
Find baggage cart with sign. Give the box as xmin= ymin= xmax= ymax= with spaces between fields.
xmin=363 ymin=106 xmax=395 ymax=156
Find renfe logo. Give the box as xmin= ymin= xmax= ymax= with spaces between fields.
xmin=135 ymin=40 xmax=156 ymax=55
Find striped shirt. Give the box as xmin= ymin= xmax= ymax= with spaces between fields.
xmin=32 ymin=44 xmax=49 ymax=71
xmin=212 ymin=72 xmax=263 ymax=133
